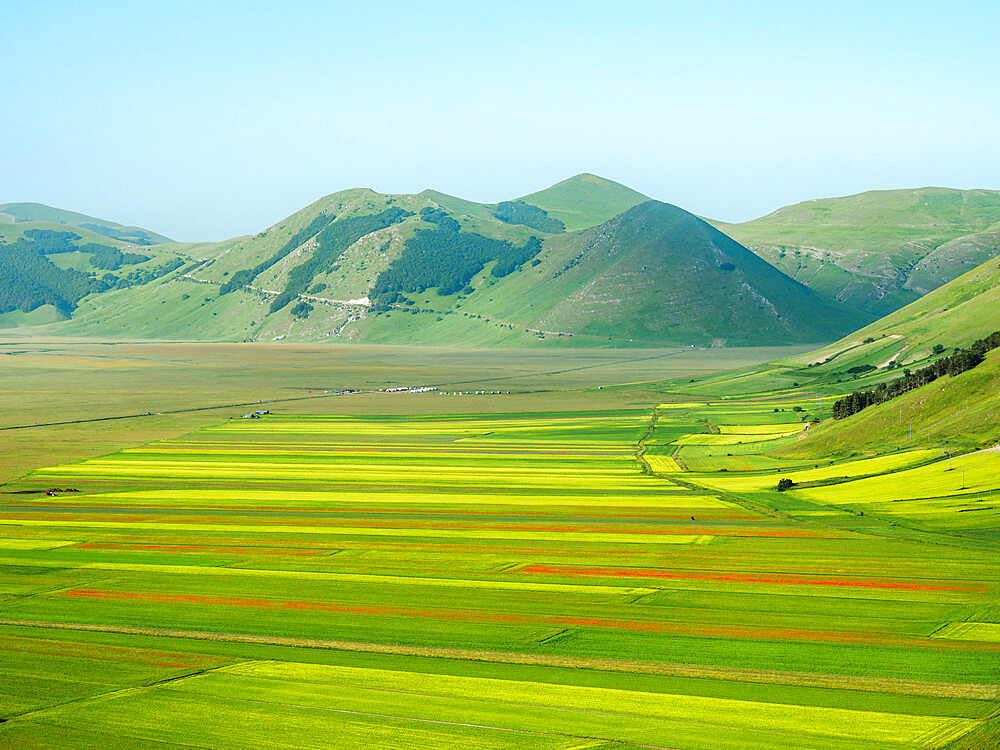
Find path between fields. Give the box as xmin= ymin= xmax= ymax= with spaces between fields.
xmin=0 ymin=618 xmax=995 ymax=700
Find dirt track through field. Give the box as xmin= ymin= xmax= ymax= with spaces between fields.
xmin=1 ymin=617 xmax=995 ymax=700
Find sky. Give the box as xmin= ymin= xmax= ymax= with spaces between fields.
xmin=2 ymin=1 xmax=999 ymax=241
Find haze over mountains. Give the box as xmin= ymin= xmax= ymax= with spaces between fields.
xmin=2 ymin=176 xmax=999 ymax=347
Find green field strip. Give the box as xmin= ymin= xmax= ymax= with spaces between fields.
xmin=687 ymin=448 xmax=942 ymax=492
xmin=1 ymin=618 xmax=997 ymax=702
xmin=717 ymin=424 xmax=807 ymax=435
xmin=671 ymin=433 xmax=793 ymax=446
xmin=34 ymin=459 xmax=640 ymax=476
xmin=124 ymin=447 xmax=637 ymax=462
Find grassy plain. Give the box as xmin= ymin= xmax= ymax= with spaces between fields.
xmin=2 ymin=338 xmax=999 ymax=748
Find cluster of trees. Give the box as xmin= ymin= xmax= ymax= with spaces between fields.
xmin=0 ymin=243 xmax=98 ymax=315
xmin=491 ymin=236 xmax=542 ymax=278
xmin=220 ymin=212 xmax=336 ymax=295
xmin=371 ymin=212 xmax=541 ymax=305
xmin=844 ymin=364 xmax=876 ymax=376
xmin=20 ymin=229 xmax=84 ymax=253
xmin=419 ymin=206 xmax=460 ymax=232
xmin=832 ymin=331 xmax=1000 ymax=419
xmin=372 ymin=227 xmax=512 ymax=303
xmin=111 ymin=257 xmax=185 ymax=289
xmin=269 ymin=207 xmax=411 ymax=312
xmin=0 ymin=233 xmax=188 ymax=318
xmin=492 ymin=201 xmax=565 ymax=233
xmin=88 ymin=247 xmax=150 ymax=270
xmin=289 ymin=301 xmax=313 ymax=319
xmin=79 ymin=223 xmax=158 ymax=246
xmin=0 ymin=230 xmax=166 ymax=316
xmin=16 ymin=229 xmax=147 ymax=270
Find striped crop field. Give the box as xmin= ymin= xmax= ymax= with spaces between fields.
xmin=2 ymin=407 xmax=999 ymax=748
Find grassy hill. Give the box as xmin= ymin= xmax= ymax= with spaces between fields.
xmin=517 ymin=173 xmax=649 ymax=231
xmin=54 ymin=185 xmax=867 ymax=347
xmin=0 ymin=202 xmax=173 ymax=245
xmin=714 ymin=187 xmax=1000 ymax=317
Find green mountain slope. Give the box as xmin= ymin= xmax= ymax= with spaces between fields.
xmin=713 ymin=187 xmax=1000 ymax=317
xmin=57 ymin=189 xmax=868 ymax=347
xmin=517 ymin=174 xmax=649 ymax=231
xmin=0 ymin=221 xmax=188 ymax=326
xmin=0 ymin=202 xmax=173 ymax=245
xmin=784 ymin=346 xmax=1000 ymax=459
xmin=786 ymin=253 xmax=1000 ymax=374
xmin=437 ymin=200 xmax=870 ymax=346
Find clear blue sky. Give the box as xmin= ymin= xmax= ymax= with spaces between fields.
xmin=3 ymin=1 xmax=998 ymax=240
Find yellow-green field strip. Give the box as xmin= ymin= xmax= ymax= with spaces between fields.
xmin=0 ymin=519 xmax=713 ymax=545
xmin=0 ymin=557 xmax=657 ymax=594
xmin=42 ymin=488 xmax=731 ymax=508
xmin=933 ymin=622 xmax=1000 ymax=642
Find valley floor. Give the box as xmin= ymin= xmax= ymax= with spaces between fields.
xmin=1 ymin=341 xmax=996 ymax=749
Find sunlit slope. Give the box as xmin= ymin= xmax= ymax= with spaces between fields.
xmin=0 ymin=202 xmax=172 ymax=244
xmin=517 ymin=173 xmax=650 ymax=231
xmin=714 ymin=188 xmax=1000 ymax=317
xmin=452 ymin=200 xmax=870 ymax=346
xmin=789 ymin=254 xmax=1000 ymax=371
xmin=781 ymin=344 xmax=1000 ymax=460
xmin=769 ymin=259 xmax=1000 ymax=457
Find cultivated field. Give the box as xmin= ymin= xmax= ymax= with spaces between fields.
xmin=2 ymin=401 xmax=999 ymax=748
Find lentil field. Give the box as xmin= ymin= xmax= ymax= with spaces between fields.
xmin=2 ymin=399 xmax=999 ymax=748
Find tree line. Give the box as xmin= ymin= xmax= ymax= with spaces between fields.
xmin=492 ymin=201 xmax=565 ymax=233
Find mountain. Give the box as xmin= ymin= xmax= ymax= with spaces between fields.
xmin=0 ymin=202 xmax=173 ymax=245
xmin=47 ymin=179 xmax=867 ymax=346
xmin=713 ymin=187 xmax=1000 ymax=317
xmin=438 ymin=200 xmax=869 ymax=346
xmin=516 ymin=173 xmax=650 ymax=231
